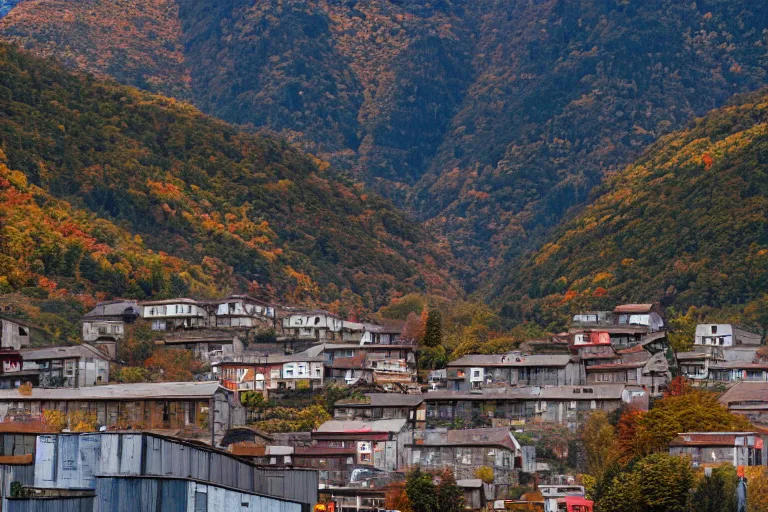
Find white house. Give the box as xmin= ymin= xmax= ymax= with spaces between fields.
xmin=141 ymin=299 xmax=208 ymax=331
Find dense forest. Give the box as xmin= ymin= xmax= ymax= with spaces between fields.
xmin=0 ymin=44 xmax=458 ymax=320
xmin=493 ymin=89 xmax=768 ymax=328
xmin=2 ymin=0 xmax=767 ymax=288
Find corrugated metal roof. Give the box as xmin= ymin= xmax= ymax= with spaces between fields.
xmin=0 ymin=381 xmax=227 ymax=401
xmin=536 ymin=385 xmax=629 ymax=400
xmin=447 ymin=354 xmax=574 ymax=368
xmin=315 ymin=419 xmax=407 ymax=433
xmin=20 ymin=344 xmax=109 ymax=362
xmin=335 ymin=393 xmax=424 ymax=408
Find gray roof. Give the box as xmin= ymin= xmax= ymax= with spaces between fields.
xmin=414 ymin=427 xmax=520 ymax=450
xmin=335 ymin=393 xmax=424 ymax=408
xmin=447 ymin=354 xmax=574 ymax=368
xmin=315 ymin=419 xmax=407 ymax=434
xmin=425 ymin=384 xmax=637 ymax=401
xmin=0 ymin=381 xmax=227 ymax=401
xmin=719 ymin=382 xmax=768 ymax=405
xmin=456 ymin=479 xmax=483 ymax=488
xmin=21 ymin=344 xmax=109 ymax=362
xmin=83 ymin=300 xmax=140 ymax=318
xmin=676 ymin=352 xmax=709 ymax=361
xmin=536 ymin=385 xmax=631 ymax=400
xmin=220 ymin=351 xmax=324 ymax=364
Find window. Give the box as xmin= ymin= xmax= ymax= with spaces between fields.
xmin=360 ymin=453 xmax=371 ymax=463
xmin=18 ymin=327 xmax=27 ymax=336
xmin=712 ymin=326 xmax=718 ymax=334
xmin=314 ymin=317 xmax=321 ymax=325
xmin=194 ymin=491 xmax=207 ymax=512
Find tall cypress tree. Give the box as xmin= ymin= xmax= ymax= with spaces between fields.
xmin=423 ymin=309 xmax=442 ymax=348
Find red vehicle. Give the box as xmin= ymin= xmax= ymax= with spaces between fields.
xmin=556 ymin=496 xmax=594 ymax=512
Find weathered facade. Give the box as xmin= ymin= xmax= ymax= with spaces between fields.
xmin=311 ymin=419 xmax=408 ymax=473
xmin=81 ymin=301 xmax=140 ymax=345
xmin=141 ymin=299 xmax=208 ymax=331
xmin=0 ymin=432 xmax=317 ymax=511
xmin=0 ymin=382 xmax=245 ymax=445
xmin=0 ymin=316 xmax=31 ymax=350
xmin=212 ymin=295 xmax=276 ymax=330
xmin=404 ymin=428 xmax=531 ymax=498
xmin=161 ymin=330 xmax=244 ymax=362
xmin=217 ymin=351 xmax=325 ymax=393
xmin=334 ymin=393 xmax=426 ymax=430
xmin=668 ymin=432 xmax=766 ymax=467
xmin=446 ymin=353 xmax=582 ymax=391
xmin=719 ymin=382 xmax=768 ymax=426
xmin=425 ymin=385 xmax=648 ymax=430
xmin=20 ymin=345 xmax=110 ymax=388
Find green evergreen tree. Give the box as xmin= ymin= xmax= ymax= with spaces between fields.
xmin=405 ymin=467 xmax=438 ymax=512
xmin=423 ymin=309 xmax=443 ymax=348
xmin=691 ymin=465 xmax=738 ymax=512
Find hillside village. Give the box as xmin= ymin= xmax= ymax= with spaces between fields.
xmin=0 ymin=296 xmax=764 ymax=510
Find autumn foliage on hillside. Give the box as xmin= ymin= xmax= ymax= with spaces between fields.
xmin=0 ymin=154 xmax=219 ymax=300
xmin=496 ymin=89 xmax=768 ymax=327
xmin=4 ymin=1 xmax=767 ymax=292
xmin=0 ymin=44 xmax=458 ymax=318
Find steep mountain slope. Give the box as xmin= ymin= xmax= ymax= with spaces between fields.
xmin=2 ymin=0 xmax=768 ymax=287
xmin=0 ymin=44 xmax=458 ymax=312
xmin=492 ymin=89 xmax=768 ymax=326
xmin=0 ymin=152 xmax=220 ymax=299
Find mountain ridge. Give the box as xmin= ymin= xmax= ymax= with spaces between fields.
xmin=491 ymin=88 xmax=768 ymax=327
xmin=0 ymin=43 xmax=459 ymax=317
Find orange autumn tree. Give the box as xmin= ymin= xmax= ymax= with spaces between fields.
xmin=144 ymin=348 xmax=202 ymax=381
xmin=384 ymin=481 xmax=413 ymax=512
xmin=616 ymin=388 xmax=752 ymax=461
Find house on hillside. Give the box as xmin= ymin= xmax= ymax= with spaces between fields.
xmin=446 ymin=353 xmax=582 ymax=391
xmin=334 ymin=393 xmax=426 ymax=430
xmin=323 ymin=342 xmax=418 ymax=385
xmin=21 ymin=344 xmax=110 ymax=387
xmin=159 ymin=329 xmax=244 ymax=362
xmin=695 ymin=324 xmax=762 ymax=351
xmin=668 ymin=432 xmax=766 ymax=467
xmin=719 ymin=382 xmax=768 ymax=426
xmin=405 ymin=428 xmax=532 ymax=498
xmin=280 ymin=309 xmax=344 ymax=342
xmin=211 ymin=295 xmax=275 ymax=330
xmin=0 ymin=315 xmax=31 ymax=349
xmin=424 ymin=384 xmax=648 ymax=430
xmin=311 ymin=418 xmax=409 ymax=473
xmin=585 ymin=344 xmax=672 ymax=394
xmin=141 ymin=298 xmax=208 ymax=331
xmin=82 ymin=300 xmax=140 ymax=342
xmin=216 ymin=350 xmax=325 ymax=393
xmin=570 ymin=304 xmax=666 ymax=351
xmin=707 ymin=361 xmax=768 ymax=383
xmin=0 ymin=381 xmax=244 ymax=444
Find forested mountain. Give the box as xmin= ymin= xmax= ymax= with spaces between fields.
xmin=0 ymin=44 xmax=458 ymax=315
xmin=492 ymin=89 xmax=768 ymax=327
xmin=2 ymin=0 xmax=767 ymax=287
